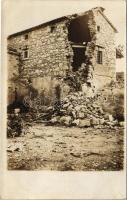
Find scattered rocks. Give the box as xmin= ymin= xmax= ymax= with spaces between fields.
xmin=99 ymin=118 xmax=105 ymax=125
xmin=70 ymin=152 xmax=81 ymax=158
xmin=108 ymin=114 xmax=114 ymax=122
xmin=49 ymin=91 xmax=120 ymax=128
xmin=50 ymin=116 xmax=60 ymax=124
xmin=47 ymin=133 xmax=53 ymax=137
xmin=7 ymin=143 xmax=24 ymax=152
xmin=119 ymin=121 xmax=124 ymax=127
xmin=90 ymin=117 xmax=99 ymax=126
xmin=72 ymin=119 xmax=80 ymax=126
xmin=59 ymin=116 xmax=72 ymax=126
xmin=78 ymin=119 xmax=91 ymax=128
xmin=78 ymin=112 xmax=85 ymax=119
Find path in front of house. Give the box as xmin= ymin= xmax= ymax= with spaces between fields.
xmin=7 ymin=124 xmax=124 ymax=171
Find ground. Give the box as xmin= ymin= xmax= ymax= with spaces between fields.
xmin=7 ymin=124 xmax=124 ymax=171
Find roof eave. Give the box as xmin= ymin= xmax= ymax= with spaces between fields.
xmin=99 ymin=10 xmax=118 ymax=33
xmin=8 ymin=16 xmax=68 ymax=39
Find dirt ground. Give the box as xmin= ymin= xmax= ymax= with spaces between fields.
xmin=7 ymin=124 xmax=124 ymax=171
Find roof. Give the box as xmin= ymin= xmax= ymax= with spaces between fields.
xmin=8 ymin=16 xmax=68 ymax=39
xmin=96 ymin=8 xmax=118 ymax=33
xmin=8 ymin=7 xmax=118 ymax=39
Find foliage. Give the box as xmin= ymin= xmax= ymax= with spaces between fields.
xmin=113 ymin=92 xmax=124 ymax=121
xmin=7 ymin=114 xmax=23 ymax=137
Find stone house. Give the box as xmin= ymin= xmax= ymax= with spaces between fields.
xmin=7 ymin=7 xmax=120 ymax=105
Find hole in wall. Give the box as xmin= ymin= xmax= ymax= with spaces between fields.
xmin=68 ymin=15 xmax=91 ymax=43
xmin=71 ymin=47 xmax=86 ymax=72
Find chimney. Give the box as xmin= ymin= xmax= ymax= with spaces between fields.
xmin=92 ymin=7 xmax=105 ymax=12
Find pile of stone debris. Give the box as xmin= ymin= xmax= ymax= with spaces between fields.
xmin=49 ymin=91 xmax=119 ymax=128
xmin=7 ymin=86 xmax=124 ymax=137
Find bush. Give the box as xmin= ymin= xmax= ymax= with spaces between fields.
xmin=113 ymin=93 xmax=124 ymax=121
xmin=7 ymin=114 xmax=23 ymax=137
xmin=101 ymin=87 xmax=124 ymax=121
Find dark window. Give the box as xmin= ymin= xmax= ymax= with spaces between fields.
xmin=24 ymin=50 xmax=28 ymax=58
xmin=50 ymin=26 xmax=56 ymax=33
xmin=24 ymin=34 xmax=28 ymax=40
xmin=97 ymin=51 xmax=102 ymax=64
xmin=23 ymin=46 xmax=29 ymax=59
xmin=97 ymin=26 xmax=100 ymax=32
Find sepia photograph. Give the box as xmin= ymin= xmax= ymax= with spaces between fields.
xmin=6 ymin=0 xmax=125 ymax=172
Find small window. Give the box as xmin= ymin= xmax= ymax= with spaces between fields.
xmin=97 ymin=26 xmax=100 ymax=32
xmin=50 ymin=26 xmax=56 ymax=33
xmin=97 ymin=50 xmax=102 ymax=64
xmin=23 ymin=50 xmax=29 ymax=58
xmin=22 ymin=46 xmax=29 ymax=59
xmin=24 ymin=34 xmax=28 ymax=40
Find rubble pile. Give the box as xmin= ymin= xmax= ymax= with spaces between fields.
xmin=50 ymin=91 xmax=118 ymax=127
xmin=7 ymin=80 xmax=124 ymax=137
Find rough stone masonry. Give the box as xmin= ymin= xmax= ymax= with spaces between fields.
xmin=7 ymin=7 xmax=119 ymax=105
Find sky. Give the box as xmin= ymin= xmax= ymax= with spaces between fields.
xmin=3 ymin=0 xmax=126 ymax=72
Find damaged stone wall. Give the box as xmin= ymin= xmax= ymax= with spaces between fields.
xmin=85 ymin=10 xmax=96 ymax=87
xmin=8 ymin=20 xmax=73 ymax=78
xmin=8 ymin=48 xmax=20 ymax=104
xmin=8 ymin=19 xmax=74 ymax=104
xmin=8 ymin=8 xmax=117 ymax=105
xmin=92 ymin=9 xmax=116 ymax=89
xmin=67 ymin=10 xmax=96 ymax=94
xmin=65 ymin=10 xmax=96 ymax=94
xmin=79 ymin=8 xmax=116 ymax=90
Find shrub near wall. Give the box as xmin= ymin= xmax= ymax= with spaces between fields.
xmin=113 ymin=91 xmax=124 ymax=121
xmin=101 ymin=86 xmax=124 ymax=121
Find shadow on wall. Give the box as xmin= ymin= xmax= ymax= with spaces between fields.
xmin=7 ymin=76 xmax=71 ymax=113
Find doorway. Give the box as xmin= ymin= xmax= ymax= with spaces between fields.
xmin=72 ymin=47 xmax=86 ymax=72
